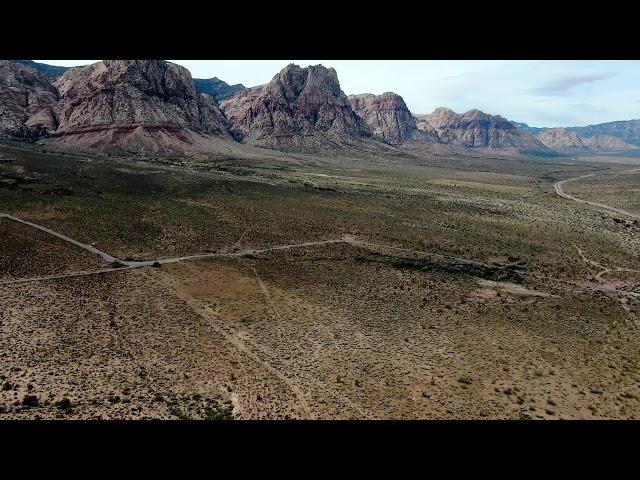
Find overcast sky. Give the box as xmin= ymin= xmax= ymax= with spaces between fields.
xmin=36 ymin=60 xmax=640 ymax=127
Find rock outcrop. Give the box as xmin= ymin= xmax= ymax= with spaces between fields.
xmin=0 ymin=60 xmax=59 ymax=139
xmin=220 ymin=64 xmax=376 ymax=153
xmin=47 ymin=60 xmax=231 ymax=153
xmin=348 ymin=92 xmax=438 ymax=144
xmin=535 ymin=127 xmax=590 ymax=154
xmin=416 ymin=107 xmax=548 ymax=153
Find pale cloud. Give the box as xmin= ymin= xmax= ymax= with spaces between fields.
xmin=528 ymin=73 xmax=615 ymax=96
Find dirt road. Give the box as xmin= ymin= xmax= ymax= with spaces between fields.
xmin=0 ymin=212 xmax=503 ymax=286
xmin=554 ymin=169 xmax=640 ymax=220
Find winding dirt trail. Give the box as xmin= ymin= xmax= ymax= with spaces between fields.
xmin=0 ymin=211 xmax=498 ymax=286
xmin=554 ymin=169 xmax=640 ymax=220
xmin=551 ymin=170 xmax=640 ymax=299
xmin=0 ymin=210 xmax=352 ymax=284
xmin=2 ymin=198 xmax=638 ymax=302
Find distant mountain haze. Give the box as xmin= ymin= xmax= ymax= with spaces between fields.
xmin=515 ymin=120 xmax=640 ymax=149
xmin=416 ymin=108 xmax=549 ymax=154
xmin=193 ymin=77 xmax=245 ymax=102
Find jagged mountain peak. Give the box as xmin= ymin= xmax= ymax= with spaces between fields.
xmin=220 ymin=63 xmax=375 ymax=154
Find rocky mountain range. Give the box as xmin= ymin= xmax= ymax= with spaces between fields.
xmin=415 ymin=107 xmax=549 ymax=154
xmin=1 ymin=59 xmax=638 ymax=157
xmin=582 ymin=134 xmax=637 ymax=151
xmin=535 ymin=127 xmax=637 ymax=153
xmin=568 ymin=120 xmax=640 ymax=147
xmin=517 ymin=120 xmax=640 ymax=150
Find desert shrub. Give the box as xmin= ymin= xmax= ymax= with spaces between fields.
xmin=22 ymin=395 xmax=39 ymax=407
xmin=56 ymin=398 xmax=72 ymax=411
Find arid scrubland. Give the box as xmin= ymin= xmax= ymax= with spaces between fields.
xmin=1 ymin=142 xmax=639 ymax=419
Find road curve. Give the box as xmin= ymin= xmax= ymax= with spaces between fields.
xmin=554 ymin=171 xmax=640 ymax=220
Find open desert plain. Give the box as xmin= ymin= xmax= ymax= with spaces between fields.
xmin=1 ymin=59 xmax=639 ymax=420
xmin=1 ymin=140 xmax=639 ymax=420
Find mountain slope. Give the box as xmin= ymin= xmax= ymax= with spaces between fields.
xmin=11 ymin=60 xmax=72 ymax=80
xmin=582 ymin=134 xmax=637 ymax=151
xmin=511 ymin=121 xmax=544 ymax=136
xmin=0 ymin=60 xmax=59 ymax=139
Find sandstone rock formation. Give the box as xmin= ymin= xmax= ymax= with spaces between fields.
xmin=220 ymin=64 xmax=377 ymax=153
xmin=348 ymin=92 xmax=438 ymax=144
xmin=0 ymin=61 xmax=59 ymax=139
xmin=416 ymin=107 xmax=548 ymax=153
xmin=535 ymin=127 xmax=590 ymax=154
xmin=47 ymin=60 xmax=231 ymax=153
xmin=581 ymin=134 xmax=637 ymax=151
xmin=10 ymin=59 xmax=628 ymax=158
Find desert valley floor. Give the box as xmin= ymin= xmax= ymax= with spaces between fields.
xmin=1 ymin=141 xmax=639 ymax=419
